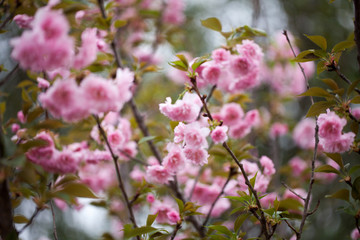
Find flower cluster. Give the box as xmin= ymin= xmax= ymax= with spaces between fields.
xmin=39 ymin=68 xmax=133 ymax=122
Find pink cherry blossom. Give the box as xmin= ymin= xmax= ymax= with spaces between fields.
xmin=74 ymin=28 xmax=98 ymax=69
xmin=289 ymin=156 xmax=307 ymax=177
xmin=14 ymin=14 xmax=33 ymax=29
xmin=211 ymin=126 xmax=228 ymax=144
xmin=163 ymin=143 xmax=186 ymax=173
xmin=317 ymin=110 xmax=347 ymax=140
xmin=211 ymin=48 xmax=231 ymax=63
xmin=260 ymin=156 xmax=275 ymax=176
xmin=146 ymin=165 xmax=173 ymax=184
xmin=220 ymin=103 xmax=244 ymax=126
xmin=293 ymin=118 xmax=316 ymax=149
xmin=183 ymin=146 xmax=209 ymax=166
xmin=269 ymin=122 xmax=288 ymax=139
xmin=236 ymin=40 xmax=263 ymax=62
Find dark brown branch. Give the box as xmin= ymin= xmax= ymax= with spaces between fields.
xmin=0 ymin=0 xmax=21 ymax=31
xmin=170 ymin=222 xmax=182 ymax=240
xmin=281 ymin=182 xmax=306 ymax=202
xmin=128 ymin=98 xmax=163 ymax=164
xmin=197 ymin=85 xmax=217 ymax=120
xmin=50 ymin=200 xmax=59 ymax=240
xmin=353 ymin=0 xmax=360 ymax=72
xmin=94 ymin=116 xmax=139 ymax=238
xmin=201 ymin=167 xmax=237 ymax=228
xmin=0 ymin=64 xmax=19 ymax=88
xmin=333 ymin=66 xmax=360 ymax=95
xmin=306 ymin=200 xmax=320 ymax=217
xmin=19 ymin=208 xmax=42 ymax=234
xmin=190 ymin=76 xmax=270 ymax=239
xmin=282 ymin=218 xmax=299 ymax=236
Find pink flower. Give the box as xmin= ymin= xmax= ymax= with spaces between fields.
xmin=163 ymin=143 xmax=186 ymax=173
xmin=151 ymin=198 xmax=178 ymax=224
xmin=174 ymin=122 xmax=186 ymax=143
xmin=183 ymin=147 xmax=208 ymax=166
xmin=351 ymin=107 xmax=360 ymax=120
xmin=260 ymin=156 xmax=275 ymax=176
xmin=220 ymin=103 xmax=244 ymax=126
xmin=202 ymin=63 xmax=222 ymax=85
xmin=289 ymin=156 xmax=307 ymax=177
xmin=320 ymin=132 xmax=355 ymax=153
xmin=230 ymin=55 xmax=254 ymax=76
xmin=351 ymin=228 xmax=360 ymax=240
xmin=37 ymin=77 xmax=50 ymax=89
xmin=183 ymin=122 xmax=210 ymax=148
xmin=162 ymin=0 xmax=185 ymax=25
xmin=269 ymin=122 xmax=288 ymax=139
xmin=211 ymin=126 xmax=228 ymax=144
xmin=146 ymin=165 xmax=173 ymax=184
xmin=17 ymin=111 xmax=26 ymax=123
xmin=159 ymin=92 xmax=202 ymax=122
xmin=228 ymin=121 xmax=251 ymax=139
xmin=293 ymin=118 xmax=316 ymax=149
xmin=167 ymin=210 xmax=181 ymax=224
xmin=130 ymin=166 xmax=146 ymax=182
xmin=211 ymin=48 xmax=231 ymax=63
xmin=254 ymin=174 xmax=270 ymax=193
xmin=244 ymin=109 xmax=260 ymax=127
xmin=50 ymin=149 xmax=79 ymax=174
xmin=259 ymin=192 xmax=278 ymax=208
xmin=80 ymin=74 xmax=120 ymax=114
xmin=241 ymin=160 xmax=259 ymax=175
xmin=107 ymin=129 xmax=126 ymax=148
xmin=115 ymin=68 xmax=134 ymax=104
xmin=147 ymin=194 xmax=155 ymax=204
xmin=14 ymin=14 xmax=33 ymax=29
xmin=11 ymin=124 xmax=20 ymax=133
xmin=236 ymin=40 xmax=263 ymax=62
xmin=283 ymin=188 xmax=307 ymax=203
xmin=74 ymin=28 xmax=98 ymax=69
xmin=26 ymin=131 xmax=55 ymax=167
xmin=317 ymin=110 xmax=347 ymax=140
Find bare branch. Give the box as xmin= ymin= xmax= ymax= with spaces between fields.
xmin=281 ymin=182 xmax=306 ymax=202
xmin=50 ymin=200 xmax=59 ymax=240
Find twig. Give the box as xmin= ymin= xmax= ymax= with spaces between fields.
xmin=333 ymin=66 xmax=360 ymax=95
xmin=18 ymin=208 xmax=42 ymax=234
xmin=306 ymin=200 xmax=320 ymax=216
xmin=94 ymin=115 xmax=140 ymax=238
xmin=50 ymin=200 xmax=59 ymax=240
xmin=197 ymin=85 xmax=217 ymax=120
xmin=282 ymin=218 xmax=299 ymax=236
xmin=170 ymin=222 xmax=182 ymax=240
xmin=190 ymin=76 xmax=271 ymax=239
xmin=188 ymin=166 xmax=204 ymax=201
xmin=281 ymin=182 xmax=306 ymax=202
xmin=0 ymin=0 xmax=20 ymax=31
xmin=128 ymin=98 xmax=163 ymax=164
xmin=201 ymin=167 xmax=237 ymax=228
xmin=283 ymin=30 xmax=320 ymax=240
xmin=353 ymin=0 xmax=360 ymax=72
xmin=0 ymin=64 xmax=19 ymax=87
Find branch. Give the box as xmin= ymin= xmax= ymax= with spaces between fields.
xmin=94 ymin=116 xmax=139 ymax=238
xmin=201 ymin=167 xmax=237 ymax=228
xmin=281 ymin=182 xmax=306 ymax=202
xmin=18 ymin=207 xmax=42 ymax=234
xmin=170 ymin=222 xmax=182 ymax=240
xmin=0 ymin=0 xmax=21 ymax=31
xmin=189 ymin=76 xmax=271 ymax=239
xmin=283 ymin=30 xmax=321 ymax=240
xmin=50 ymin=200 xmax=59 ymax=240
xmin=332 ymin=66 xmax=360 ymax=95
xmin=0 ymin=64 xmax=19 ymax=87
xmin=353 ymin=0 xmax=360 ymax=72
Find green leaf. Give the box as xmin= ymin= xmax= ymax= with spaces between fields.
xmin=169 ymin=60 xmax=188 ymax=71
xmin=191 ymin=56 xmax=210 ymax=72
xmin=324 ymin=153 xmax=343 ymax=169
xmin=325 ymin=189 xmax=349 ymax=202
xmin=20 ymin=139 xmax=48 ymax=152
xmin=207 ymin=225 xmax=233 ymax=236
xmin=250 ymin=172 xmax=258 ymax=188
xmin=0 ymin=102 xmax=5 ymax=117
xmin=33 ymin=119 xmax=64 ymax=130
xmin=13 ymin=215 xmax=29 ymax=224
xmin=294 ymin=49 xmax=320 ymax=62
xmin=321 ymin=78 xmax=339 ymax=90
xmin=347 ymin=79 xmax=360 ymax=96
xmin=200 ymin=17 xmax=222 ymax=32
xmin=138 ymin=136 xmax=156 ymax=144
xmin=298 ymin=87 xmax=334 ymax=98
xmin=315 ymin=164 xmax=340 ymax=174
xmin=351 ymin=96 xmax=360 ymax=104
xmin=27 ymin=107 xmax=44 ymax=123
xmin=176 ymin=54 xmax=189 ymax=69
xmin=317 ymin=60 xmax=327 ymax=74
xmin=305 ymin=100 xmax=336 ymax=117
xmin=352 ymin=176 xmax=360 ymax=200
xmin=114 ymin=19 xmax=127 ymax=28
xmin=332 ymin=40 xmax=355 ymax=52
xmin=146 ymin=213 xmax=158 ymax=227
xmin=124 ymin=226 xmax=158 ymax=238
xmin=17 ymin=80 xmax=35 ymax=88
xmin=234 ymin=214 xmax=249 ymax=233
xmin=55 ymin=182 xmax=98 ymax=199
xmin=305 ymin=34 xmax=327 ymax=51
xmin=174 ymin=197 xmax=184 ymax=213
xmin=350 ymin=165 xmax=360 ymax=175
xmin=279 ymin=199 xmax=303 ymax=211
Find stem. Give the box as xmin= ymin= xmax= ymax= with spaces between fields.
xmin=170 ymin=223 xmax=182 ymax=240
xmin=19 ymin=208 xmax=42 ymax=234
xmin=283 ymin=30 xmax=320 ymax=240
xmin=201 ymin=167 xmax=236 ymax=228
xmin=50 ymin=200 xmax=59 ymax=240
xmin=94 ymin=116 xmax=139 ymax=237
xmin=334 ymin=67 xmax=360 ymax=95
xmin=190 ymin=76 xmax=271 ymax=239
xmin=353 ymin=0 xmax=360 ymax=72
xmin=281 ymin=182 xmax=306 ymax=202
xmin=0 ymin=64 xmax=19 ymax=87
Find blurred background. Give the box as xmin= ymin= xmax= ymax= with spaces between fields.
xmin=1 ymin=0 xmax=359 ymax=239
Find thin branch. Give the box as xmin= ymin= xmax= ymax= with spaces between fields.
xmin=283 ymin=30 xmax=320 ymax=240
xmin=306 ymin=200 xmax=320 ymax=217
xmin=94 ymin=116 xmax=139 ymax=237
xmin=190 ymin=76 xmax=270 ymax=239
xmin=282 ymin=218 xmax=299 ymax=236
xmin=201 ymin=167 xmax=237 ymax=228
xmin=0 ymin=64 xmax=19 ymax=87
xmin=18 ymin=208 xmax=42 ymax=234
xmin=333 ymin=66 xmax=360 ymax=95
xmin=281 ymin=182 xmax=306 ymax=202
xmin=353 ymin=0 xmax=360 ymax=72
xmin=50 ymin=200 xmax=59 ymax=240
xmin=197 ymin=85 xmax=217 ymax=120
xmin=129 ymin=192 xmax=141 ymax=206
xmin=170 ymin=222 xmax=182 ymax=240
xmin=128 ymin=98 xmax=163 ymax=164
